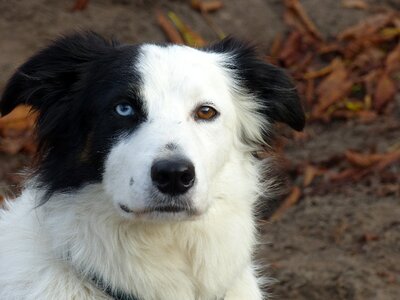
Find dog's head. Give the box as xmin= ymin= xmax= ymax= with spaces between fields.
xmin=0 ymin=32 xmax=304 ymax=221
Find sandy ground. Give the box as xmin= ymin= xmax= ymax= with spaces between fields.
xmin=0 ymin=0 xmax=399 ymax=299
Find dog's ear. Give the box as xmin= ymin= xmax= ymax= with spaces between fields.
xmin=206 ymin=37 xmax=305 ymax=132
xmin=0 ymin=31 xmax=118 ymax=116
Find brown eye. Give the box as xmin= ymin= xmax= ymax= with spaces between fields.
xmin=195 ymin=105 xmax=218 ymax=121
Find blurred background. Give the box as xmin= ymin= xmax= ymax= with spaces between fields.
xmin=0 ymin=0 xmax=399 ymax=299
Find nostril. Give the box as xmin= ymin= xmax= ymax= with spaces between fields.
xmin=180 ymin=168 xmax=195 ymax=187
xmin=153 ymin=170 xmax=169 ymax=186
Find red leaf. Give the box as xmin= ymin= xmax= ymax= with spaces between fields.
xmin=374 ymin=72 xmax=396 ymax=111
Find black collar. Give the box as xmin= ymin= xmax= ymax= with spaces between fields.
xmin=90 ymin=273 xmax=141 ymax=300
xmin=90 ymin=273 xmax=225 ymax=300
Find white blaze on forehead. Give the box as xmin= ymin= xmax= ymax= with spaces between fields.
xmin=135 ymin=44 xmax=269 ymax=151
xmin=136 ymin=44 xmax=235 ymax=120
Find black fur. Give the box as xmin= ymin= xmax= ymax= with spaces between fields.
xmin=0 ymin=32 xmax=146 ymax=199
xmin=206 ymin=37 xmax=305 ymax=133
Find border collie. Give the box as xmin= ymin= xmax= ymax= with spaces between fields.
xmin=0 ymin=32 xmax=304 ymax=300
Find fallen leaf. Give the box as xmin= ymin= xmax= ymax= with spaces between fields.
xmin=357 ymin=110 xmax=378 ymax=123
xmin=376 ymin=184 xmax=400 ymax=197
xmin=167 ymin=12 xmax=206 ymax=47
xmin=351 ymin=47 xmax=385 ymax=72
xmin=292 ymin=131 xmax=310 ymax=143
xmin=270 ymin=33 xmax=283 ymax=59
xmin=270 ymin=186 xmax=302 ymax=221
xmin=303 ymin=164 xmax=321 ymax=187
xmin=374 ymin=72 xmax=397 ymax=111
xmin=279 ymin=31 xmax=303 ymax=67
xmin=338 ymin=13 xmax=394 ymax=40
xmin=0 ymin=105 xmax=37 ymax=155
xmin=345 ymin=150 xmax=384 ymax=167
xmin=360 ymin=233 xmax=379 ymax=242
xmin=72 ymin=0 xmax=89 ymax=11
xmin=284 ymin=0 xmax=323 ymax=40
xmin=156 ymin=10 xmax=184 ymax=44
xmin=304 ymin=58 xmax=341 ymax=79
xmin=380 ymin=27 xmax=400 ymax=39
xmin=305 ymin=78 xmax=315 ymax=105
xmin=375 ymin=150 xmax=400 ymax=171
xmin=385 ymin=43 xmax=400 ymax=74
xmin=343 ymin=100 xmax=365 ymax=112
xmin=198 ymin=9 xmax=226 ymax=40
xmin=0 ymin=135 xmax=32 ymax=155
xmin=293 ymin=52 xmax=314 ymax=74
xmin=342 ymin=0 xmax=368 ymax=9
xmin=329 ymin=167 xmax=371 ymax=182
xmin=0 ymin=105 xmax=35 ymax=127
xmin=312 ymin=59 xmax=353 ymax=116
xmin=191 ymin=0 xmax=223 ymax=13
xmin=318 ymin=43 xmax=342 ymax=55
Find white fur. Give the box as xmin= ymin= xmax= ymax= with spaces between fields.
xmin=0 ymin=44 xmax=270 ymax=299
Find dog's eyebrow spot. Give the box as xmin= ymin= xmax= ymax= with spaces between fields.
xmin=129 ymin=177 xmax=134 ymax=186
xmin=165 ymin=143 xmax=177 ymax=151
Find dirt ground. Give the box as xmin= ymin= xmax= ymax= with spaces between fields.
xmin=0 ymin=1 xmax=399 ymax=299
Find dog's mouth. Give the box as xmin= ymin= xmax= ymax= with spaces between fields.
xmin=119 ymin=204 xmax=195 ymax=215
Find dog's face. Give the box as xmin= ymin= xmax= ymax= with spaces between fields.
xmin=0 ymin=32 xmax=305 ymax=221
xmin=103 ymin=44 xmax=241 ymax=219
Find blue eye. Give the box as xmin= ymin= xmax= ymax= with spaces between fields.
xmin=115 ymin=103 xmax=134 ymax=117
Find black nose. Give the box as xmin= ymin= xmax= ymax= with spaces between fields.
xmin=151 ymin=158 xmax=195 ymax=195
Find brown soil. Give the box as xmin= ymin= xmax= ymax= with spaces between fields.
xmin=0 ymin=1 xmax=399 ymax=299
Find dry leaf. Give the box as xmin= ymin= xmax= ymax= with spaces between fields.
xmin=292 ymin=130 xmax=310 ymax=142
xmin=0 ymin=105 xmax=35 ymax=127
xmin=312 ymin=59 xmax=353 ymax=116
xmin=333 ymin=150 xmax=400 ymax=183
xmin=375 ymin=150 xmax=400 ymax=171
xmin=270 ymin=34 xmax=283 ymax=59
xmin=342 ymin=0 xmax=368 ymax=9
xmin=0 ymin=136 xmax=31 ymax=155
xmin=304 ymin=58 xmax=341 ymax=79
xmin=374 ymin=72 xmax=396 ymax=111
xmin=329 ymin=168 xmax=369 ymax=182
xmin=0 ymin=105 xmax=37 ymax=155
xmin=156 ymin=10 xmax=184 ymax=44
xmin=279 ymin=31 xmax=303 ymax=67
xmin=305 ymin=78 xmax=315 ymax=105
xmin=191 ymin=0 xmax=223 ymax=13
xmin=167 ymin=12 xmax=206 ymax=47
xmin=270 ymin=186 xmax=302 ymax=222
xmin=338 ymin=13 xmax=394 ymax=40
xmin=385 ymin=43 xmax=400 ymax=74
xmin=284 ymin=0 xmax=323 ymax=40
xmin=360 ymin=233 xmax=379 ymax=242
xmin=72 ymin=0 xmax=89 ymax=11
xmin=198 ymin=9 xmax=226 ymax=40
xmin=345 ymin=150 xmax=384 ymax=167
xmin=351 ymin=47 xmax=385 ymax=71
xmin=357 ymin=110 xmax=378 ymax=123
xmin=303 ymin=165 xmax=320 ymax=187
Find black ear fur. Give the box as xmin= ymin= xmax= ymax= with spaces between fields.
xmin=206 ymin=37 xmax=305 ymax=132
xmin=0 ymin=31 xmax=118 ymax=116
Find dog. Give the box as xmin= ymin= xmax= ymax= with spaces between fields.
xmin=0 ymin=32 xmax=304 ymax=300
